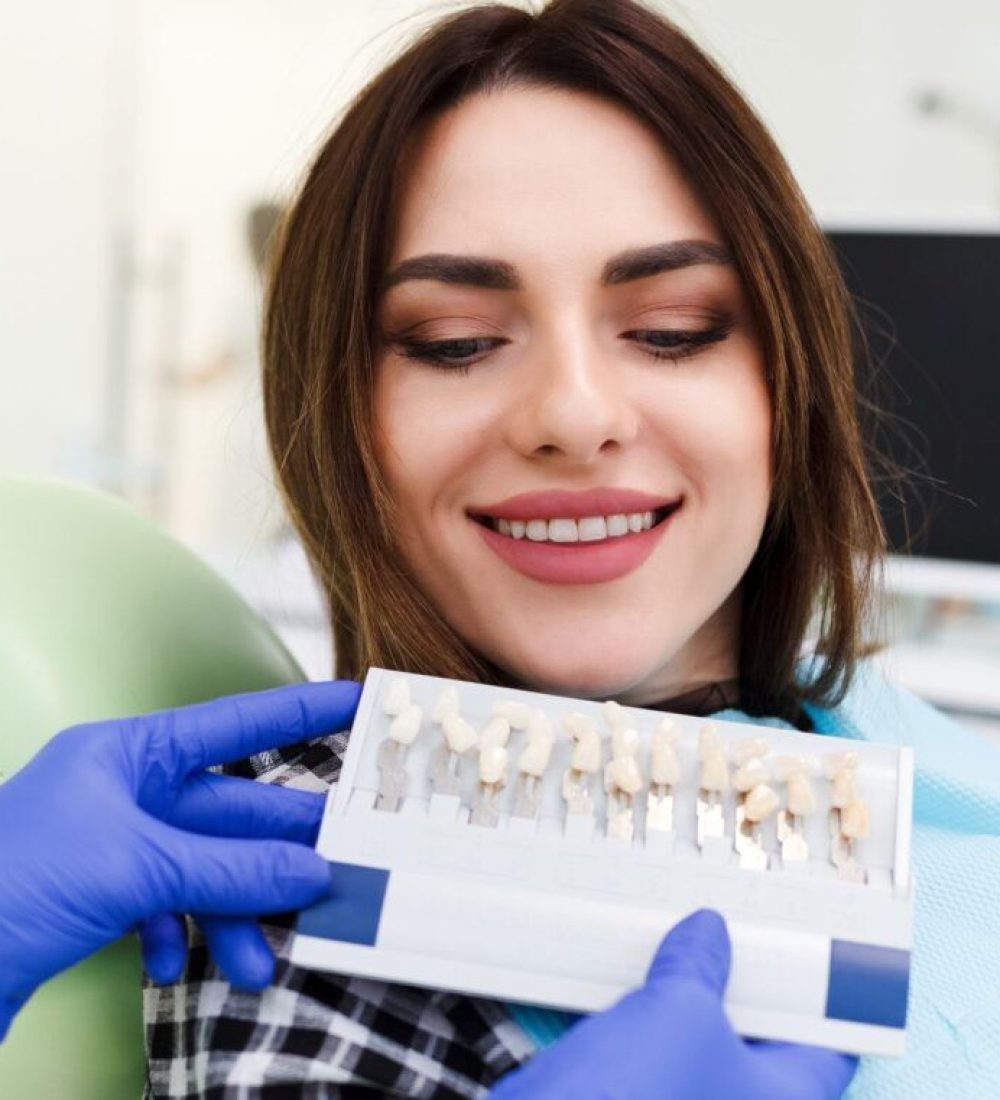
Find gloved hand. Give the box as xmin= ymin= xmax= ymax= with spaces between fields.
xmin=491 ymin=909 xmax=857 ymax=1100
xmin=0 ymin=680 xmax=360 ymax=1040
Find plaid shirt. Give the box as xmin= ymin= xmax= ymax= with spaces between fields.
xmin=142 ymin=731 xmax=536 ymax=1099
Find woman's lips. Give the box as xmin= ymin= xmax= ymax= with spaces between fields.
xmin=472 ymin=505 xmax=679 ymax=585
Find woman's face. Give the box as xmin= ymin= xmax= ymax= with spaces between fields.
xmin=374 ymin=86 xmax=771 ymax=704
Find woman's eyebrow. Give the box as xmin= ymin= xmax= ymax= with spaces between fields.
xmin=381 ymin=239 xmax=733 ymax=292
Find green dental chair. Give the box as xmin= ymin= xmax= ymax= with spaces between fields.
xmin=0 ymin=476 xmax=311 ymax=1098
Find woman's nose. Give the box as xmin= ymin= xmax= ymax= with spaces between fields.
xmin=505 ymin=326 xmax=640 ymax=464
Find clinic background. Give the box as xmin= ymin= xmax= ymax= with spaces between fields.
xmin=2 ymin=0 xmax=999 ymax=736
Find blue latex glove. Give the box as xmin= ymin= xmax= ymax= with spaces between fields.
xmin=0 ymin=680 xmax=360 ymax=1040
xmin=491 ymin=910 xmax=857 ymax=1100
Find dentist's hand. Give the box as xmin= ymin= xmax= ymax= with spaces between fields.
xmin=491 ymin=909 xmax=857 ymax=1100
xmin=0 ymin=680 xmax=360 ymax=1040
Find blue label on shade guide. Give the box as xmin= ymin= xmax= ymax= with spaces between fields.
xmin=296 ymin=861 xmax=390 ymax=947
xmin=825 ymin=939 xmax=910 ymax=1029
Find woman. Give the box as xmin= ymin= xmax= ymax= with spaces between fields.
xmin=144 ymin=0 xmax=1000 ymax=1096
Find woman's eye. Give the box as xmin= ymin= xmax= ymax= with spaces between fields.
xmin=626 ymin=323 xmax=734 ymax=362
xmin=393 ymin=336 xmax=508 ymax=371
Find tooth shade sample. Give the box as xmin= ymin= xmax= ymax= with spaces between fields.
xmin=698 ymin=723 xmax=721 ymax=760
xmin=433 ymin=685 xmax=459 ymax=724
xmin=578 ymin=516 xmax=607 ymax=542
xmin=733 ymin=756 xmax=769 ymax=793
xmin=611 ymin=726 xmax=640 ymax=760
xmin=479 ymin=744 xmax=508 ymax=786
xmin=384 ymin=676 xmax=410 ymax=717
xmin=563 ymin=711 xmax=598 ymax=740
xmin=569 ymin=727 xmax=602 ymax=773
xmin=700 ymin=748 xmax=729 ymax=792
xmin=602 ymin=700 xmax=625 ymax=731
xmin=744 ymin=783 xmax=780 ymax=823
xmin=822 ymin=751 xmax=859 ymax=780
xmin=389 ymin=703 xmax=422 ymax=746
xmin=830 ymin=767 xmax=859 ymax=809
xmin=606 ymin=754 xmax=642 ymax=795
xmin=492 ymin=699 xmax=532 ymax=730
xmin=650 ymin=735 xmax=680 ymax=786
xmin=518 ymin=725 xmax=555 ymax=777
xmin=841 ymin=799 xmax=870 ymax=839
xmin=479 ymin=716 xmax=511 ymax=751
xmin=786 ymin=771 xmax=818 ymax=815
xmin=731 ymin=737 xmax=769 ymax=765
xmin=772 ymin=753 xmax=812 ymax=781
xmin=442 ymin=711 xmax=478 ymax=754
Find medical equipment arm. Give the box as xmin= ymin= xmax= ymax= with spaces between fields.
xmin=0 ymin=680 xmax=360 ymax=1041
xmin=490 ymin=909 xmax=857 ymax=1100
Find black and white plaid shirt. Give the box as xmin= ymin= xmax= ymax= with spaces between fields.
xmin=142 ymin=730 xmax=537 ymax=1099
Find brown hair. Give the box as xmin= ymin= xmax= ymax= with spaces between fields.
xmin=262 ymin=0 xmax=885 ymax=717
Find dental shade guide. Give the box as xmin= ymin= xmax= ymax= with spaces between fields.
xmin=376 ymin=681 xmax=423 ymax=811
xmin=513 ymin=710 xmax=555 ymax=820
xmin=603 ymin=724 xmax=643 ymax=842
xmin=431 ymin=707 xmax=478 ymax=798
xmin=645 ymin=719 xmax=680 ymax=842
xmin=774 ymin=755 xmax=818 ymax=866
xmin=825 ymin=752 xmax=869 ymax=883
xmin=471 ymin=742 xmax=509 ymax=827
xmin=297 ymin=668 xmax=916 ymax=1060
xmin=732 ymin=738 xmax=777 ymax=870
xmin=561 ymin=712 xmax=602 ymax=832
xmin=696 ymin=723 xmax=729 ymax=851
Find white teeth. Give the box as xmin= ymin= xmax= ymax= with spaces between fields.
xmin=577 ymin=516 xmax=607 ymax=542
xmin=489 ymin=506 xmax=675 ymax=542
xmin=548 ymin=518 xmax=579 ymax=543
xmin=606 ymin=514 xmax=629 ymax=537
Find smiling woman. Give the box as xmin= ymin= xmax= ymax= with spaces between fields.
xmin=141 ymin=1 xmax=923 ymax=1096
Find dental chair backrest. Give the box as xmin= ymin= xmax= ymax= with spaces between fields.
xmin=0 ymin=476 xmax=308 ymax=1100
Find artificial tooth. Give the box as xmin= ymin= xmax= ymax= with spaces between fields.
xmin=478 ymin=744 xmax=508 ymax=786
xmin=744 ymin=783 xmax=780 ymax=823
xmin=786 ymin=771 xmax=817 ymax=816
xmin=733 ymin=756 xmax=769 ymax=792
xmin=578 ymin=516 xmax=608 ymax=542
xmin=433 ymin=685 xmax=459 ymax=724
xmin=442 ymin=711 xmax=478 ymax=754
xmin=389 ymin=703 xmax=422 ymax=746
xmin=627 ymin=512 xmax=644 ymax=533
xmin=513 ymin=710 xmax=554 ymax=819
xmin=606 ymin=513 xmax=629 ymax=537
xmin=830 ymin=767 xmax=859 ymax=809
xmin=492 ymin=698 xmax=532 ymax=729
xmin=526 ymin=519 xmax=548 ymax=541
xmin=611 ymin=726 xmax=640 ymax=760
xmin=383 ymin=676 xmax=410 ymax=717
xmin=479 ymin=715 xmax=511 ymax=751
xmin=510 ymin=520 xmax=526 ymax=539
xmin=605 ymin=753 xmax=642 ymax=796
xmin=650 ymin=723 xmax=680 ymax=787
xmin=548 ymin=518 xmax=579 ymax=543
xmin=841 ymin=798 xmax=870 ymax=839
xmin=471 ymin=744 xmax=508 ymax=827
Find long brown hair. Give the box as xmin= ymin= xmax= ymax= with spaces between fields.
xmin=262 ymin=0 xmax=885 ymax=717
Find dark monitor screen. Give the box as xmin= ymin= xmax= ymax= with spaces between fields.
xmin=826 ymin=229 xmax=1000 ymax=565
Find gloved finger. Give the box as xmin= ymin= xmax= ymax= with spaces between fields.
xmin=139 ymin=680 xmax=361 ymax=781
xmin=196 ymin=915 xmax=275 ymax=990
xmin=148 ymin=822 xmax=332 ymax=917
xmin=644 ymin=908 xmax=731 ymax=997
xmin=751 ymin=1040 xmax=859 ymax=1099
xmin=139 ymin=913 xmax=189 ymax=984
xmin=165 ymin=772 xmax=326 ymax=844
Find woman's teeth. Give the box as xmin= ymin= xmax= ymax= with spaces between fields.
xmin=490 ymin=511 xmax=661 ymax=543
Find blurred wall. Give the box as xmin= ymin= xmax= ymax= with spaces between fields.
xmin=3 ymin=0 xmax=999 ymax=557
